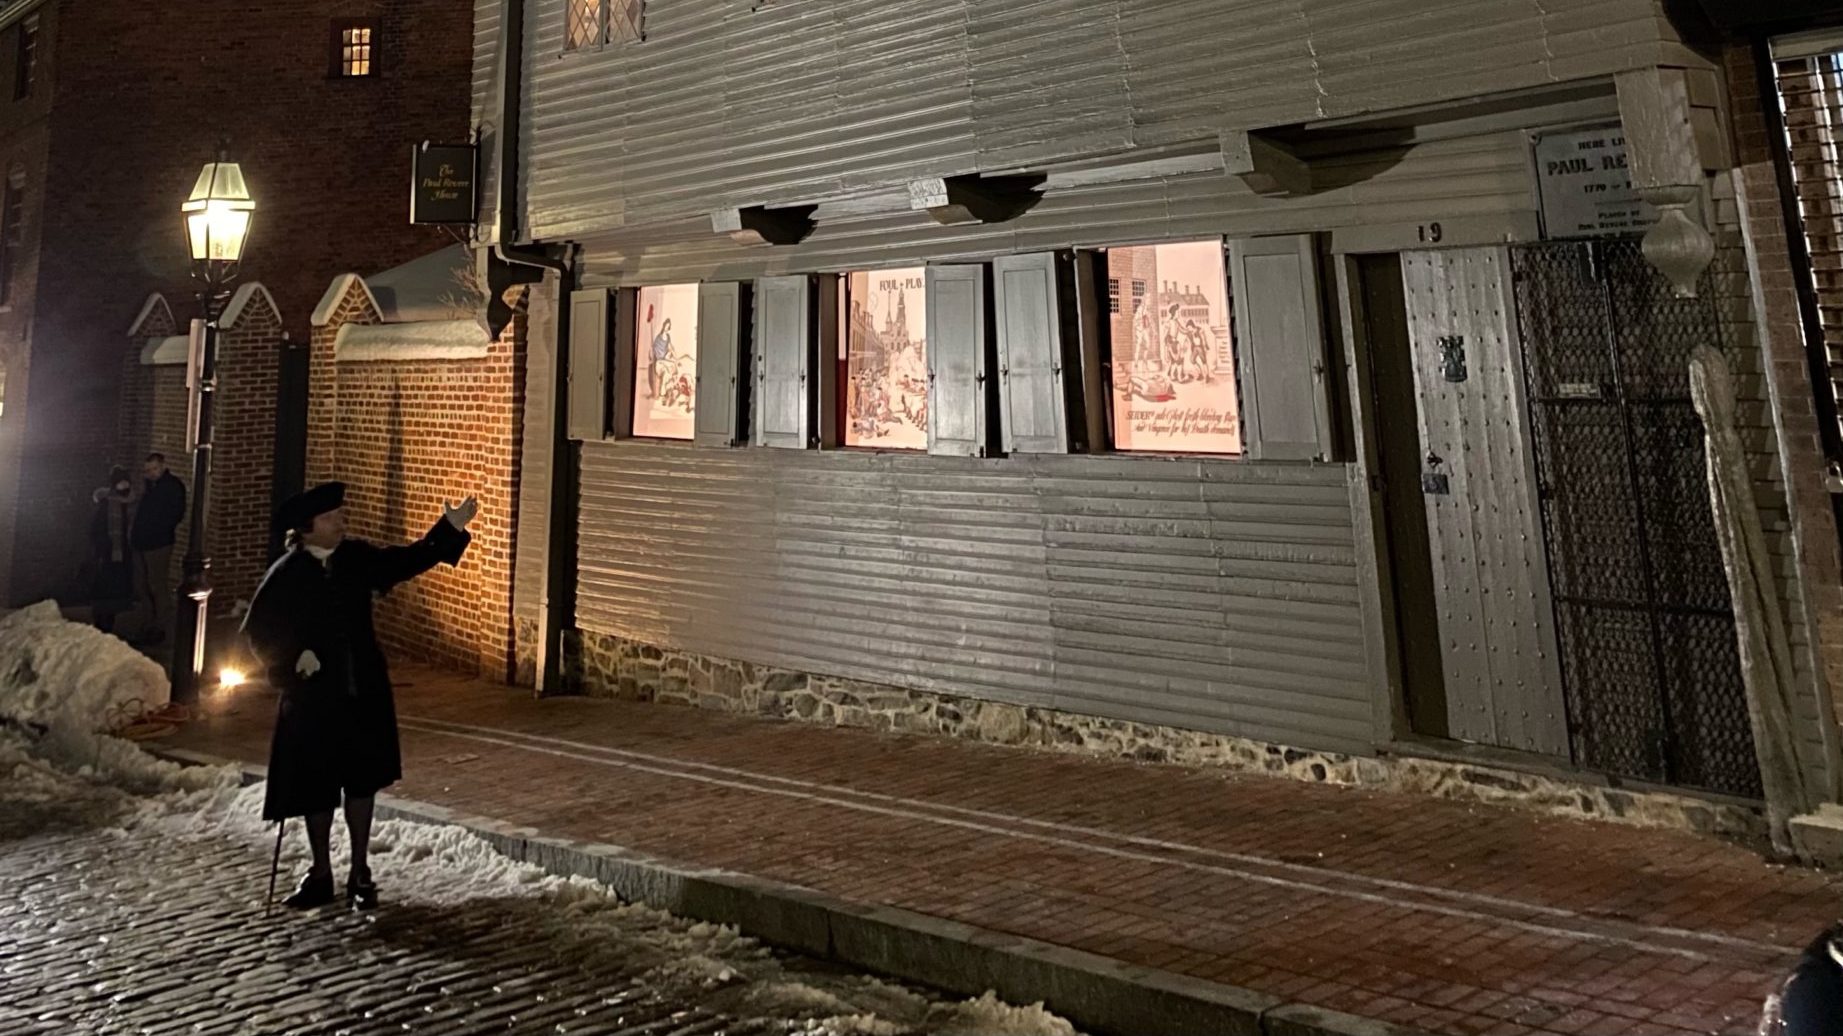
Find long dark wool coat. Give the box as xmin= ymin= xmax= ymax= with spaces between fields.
xmin=241 ymin=519 xmax=469 ymax=821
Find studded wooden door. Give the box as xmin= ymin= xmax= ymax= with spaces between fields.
xmin=1401 ymin=248 xmax=1572 ymax=758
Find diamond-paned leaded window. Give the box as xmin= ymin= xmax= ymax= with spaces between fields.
xmin=566 ymin=0 xmax=603 ymax=50
xmin=567 ymin=0 xmax=643 ymax=51
xmin=608 ymin=0 xmax=645 ymax=43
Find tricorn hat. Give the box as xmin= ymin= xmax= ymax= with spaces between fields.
xmin=275 ymin=481 xmax=345 ymax=532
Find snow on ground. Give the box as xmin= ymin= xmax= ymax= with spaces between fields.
xmin=0 ymin=599 xmax=169 ymax=731
xmin=0 ymin=608 xmax=1080 ymax=1036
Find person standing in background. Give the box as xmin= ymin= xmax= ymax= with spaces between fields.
xmin=127 ymin=452 xmax=186 ymax=646
xmin=87 ymin=467 xmax=136 ymax=634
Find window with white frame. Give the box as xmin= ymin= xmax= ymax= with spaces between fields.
xmin=843 ymin=267 xmax=928 ymax=450
xmin=13 ymin=15 xmax=36 ymax=100
xmin=632 ymin=283 xmax=699 ymax=439
xmin=0 ymin=171 xmax=25 ymax=306
xmin=566 ymin=0 xmax=644 ymax=51
xmin=1104 ymin=240 xmax=1241 ymax=455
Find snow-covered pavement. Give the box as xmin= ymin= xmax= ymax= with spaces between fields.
xmin=0 ymin=603 xmax=1080 ymax=1036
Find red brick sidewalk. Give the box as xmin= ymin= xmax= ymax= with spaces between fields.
xmin=165 ymin=666 xmax=1839 ymax=1036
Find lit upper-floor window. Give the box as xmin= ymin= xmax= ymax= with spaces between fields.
xmin=1 ymin=170 xmax=27 ymax=305
xmin=14 ymin=15 xmax=37 ymax=101
xmin=565 ymin=0 xmax=643 ymax=52
xmin=331 ymin=20 xmax=378 ymax=78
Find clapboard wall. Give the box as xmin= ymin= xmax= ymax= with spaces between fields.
xmin=575 ymin=443 xmax=1373 ymax=753
xmin=474 ymin=0 xmax=1699 ymax=242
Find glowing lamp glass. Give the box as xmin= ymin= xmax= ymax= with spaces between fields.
xmin=181 ymin=160 xmax=254 ymax=263
xmin=217 ymin=667 xmax=248 ymax=689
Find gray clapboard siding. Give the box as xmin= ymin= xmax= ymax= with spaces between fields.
xmin=493 ymin=0 xmax=1684 ymax=240
xmin=473 ymin=0 xmax=502 ymax=240
xmin=570 ymin=131 xmax=1551 ymax=286
xmin=575 ymin=443 xmax=1371 ymax=753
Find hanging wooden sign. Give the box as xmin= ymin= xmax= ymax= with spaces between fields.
xmin=410 ymin=142 xmax=478 ymax=225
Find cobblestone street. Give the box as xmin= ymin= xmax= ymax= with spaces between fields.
xmin=0 ymin=737 xmax=1066 ymax=1036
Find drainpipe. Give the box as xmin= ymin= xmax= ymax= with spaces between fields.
xmin=490 ymin=0 xmax=577 ymax=695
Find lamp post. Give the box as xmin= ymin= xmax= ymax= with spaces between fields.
xmin=169 ymin=153 xmax=254 ymax=704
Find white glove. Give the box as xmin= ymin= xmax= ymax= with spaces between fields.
xmin=444 ymin=496 xmax=479 ymax=531
xmin=295 ymin=650 xmax=321 ymax=678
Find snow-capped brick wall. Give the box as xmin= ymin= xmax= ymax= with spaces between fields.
xmin=308 ymin=276 xmax=525 ymax=682
xmin=117 ymin=286 xmax=287 ymax=605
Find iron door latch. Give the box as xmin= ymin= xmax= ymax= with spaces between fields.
xmin=1437 ymin=335 xmax=1468 ymax=383
xmin=1421 ymin=450 xmax=1450 ymax=495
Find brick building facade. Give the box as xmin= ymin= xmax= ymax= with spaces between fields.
xmin=0 ymin=0 xmax=473 ymax=608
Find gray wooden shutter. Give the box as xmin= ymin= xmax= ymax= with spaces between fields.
xmin=694 ymin=282 xmax=742 ymax=447
xmin=1230 ymin=236 xmax=1331 ymax=461
xmin=992 ymin=252 xmax=1067 ymax=454
xmin=567 ymin=288 xmax=609 ymax=441
xmin=753 ymin=274 xmax=810 ymax=449
xmin=926 ymin=264 xmax=988 ymax=457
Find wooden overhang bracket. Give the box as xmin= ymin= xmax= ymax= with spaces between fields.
xmin=711 ymin=205 xmax=818 ymax=247
xmin=1615 ymin=66 xmax=1725 ymax=298
xmin=480 ymin=247 xmax=547 ymax=341
xmin=907 ymin=174 xmax=1046 ymax=226
xmin=1219 ymin=128 xmax=1314 ymax=198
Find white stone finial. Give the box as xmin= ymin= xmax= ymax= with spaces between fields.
xmin=1639 ymin=185 xmax=1714 ymax=299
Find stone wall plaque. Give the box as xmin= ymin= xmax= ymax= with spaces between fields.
xmin=1534 ymin=127 xmax=1654 ymax=239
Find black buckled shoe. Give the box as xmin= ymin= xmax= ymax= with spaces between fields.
xmin=346 ymin=866 xmax=378 ymax=911
xmin=282 ymin=871 xmax=336 ymax=910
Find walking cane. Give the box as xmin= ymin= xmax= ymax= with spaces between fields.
xmin=265 ymin=819 xmax=285 ymax=917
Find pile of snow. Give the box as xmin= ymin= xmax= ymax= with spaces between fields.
xmin=0 ymin=605 xmax=1082 ymax=1036
xmin=0 ymin=600 xmax=169 ymax=732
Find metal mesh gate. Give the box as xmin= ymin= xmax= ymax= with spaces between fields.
xmin=1510 ymin=240 xmax=1761 ymax=798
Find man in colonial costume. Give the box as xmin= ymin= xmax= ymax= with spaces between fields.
xmin=242 ymin=481 xmax=477 ymax=910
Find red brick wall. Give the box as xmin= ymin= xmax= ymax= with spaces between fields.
xmin=117 ymin=298 xmax=177 ymax=470
xmin=310 ymin=282 xmax=526 ymax=681
xmin=1725 ymin=44 xmax=1843 ymax=723
xmin=210 ymin=289 xmax=287 ymax=607
xmin=2 ymin=0 xmax=472 ymax=606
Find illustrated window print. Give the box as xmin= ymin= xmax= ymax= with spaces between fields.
xmin=1107 ymin=277 xmax=1121 ymax=314
xmin=336 ymin=23 xmax=375 ymax=77
xmin=1106 ymin=240 xmax=1241 ymax=455
xmin=632 ymin=284 xmax=699 ymax=440
xmin=844 ymin=268 xmax=928 ymax=450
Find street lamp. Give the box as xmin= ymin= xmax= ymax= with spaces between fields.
xmin=169 ymin=153 xmax=254 ymax=704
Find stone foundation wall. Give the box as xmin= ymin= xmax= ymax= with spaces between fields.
xmin=570 ymin=629 xmax=1768 ymax=846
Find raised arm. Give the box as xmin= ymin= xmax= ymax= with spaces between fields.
xmin=353 ymin=497 xmax=476 ymax=593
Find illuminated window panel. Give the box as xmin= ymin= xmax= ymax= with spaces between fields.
xmin=632 ymin=283 xmax=699 ymax=440
xmin=843 ymin=268 xmax=928 ymax=451
xmin=1105 ymin=240 xmax=1242 ymax=456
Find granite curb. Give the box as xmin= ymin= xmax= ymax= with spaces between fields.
xmin=151 ymin=745 xmax=1434 ymax=1036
